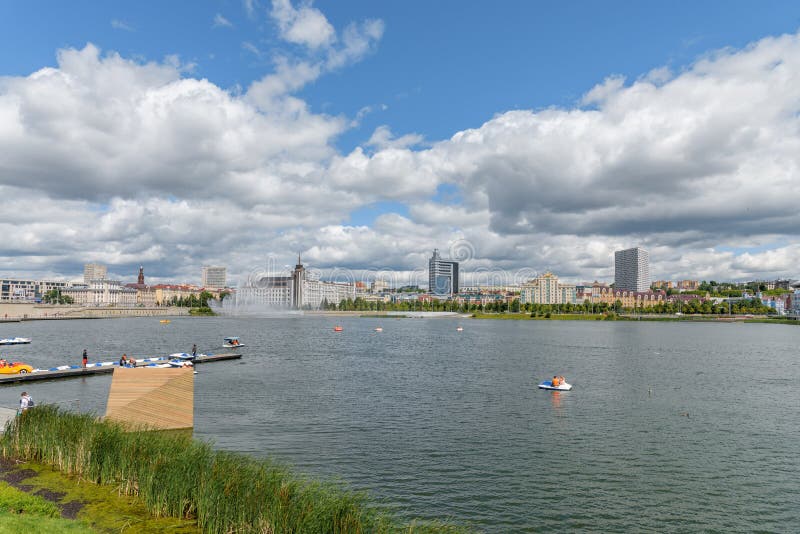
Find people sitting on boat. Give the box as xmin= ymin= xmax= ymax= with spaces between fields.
xmin=128 ymin=357 xmax=136 ymax=367
xmin=231 ymin=339 xmax=239 ymax=346
xmin=119 ymin=354 xmax=127 ymax=367
xmin=552 ymin=375 xmax=560 ymax=387
xmin=0 ymin=359 xmax=7 ymax=367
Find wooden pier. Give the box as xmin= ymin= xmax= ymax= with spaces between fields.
xmin=0 ymin=353 xmax=242 ymax=385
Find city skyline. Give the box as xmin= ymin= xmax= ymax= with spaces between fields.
xmin=1 ymin=2 xmax=800 ymax=284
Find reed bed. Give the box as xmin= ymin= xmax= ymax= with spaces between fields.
xmin=1 ymin=406 xmax=465 ymax=533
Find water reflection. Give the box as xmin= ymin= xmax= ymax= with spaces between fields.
xmin=549 ymin=390 xmax=562 ymax=411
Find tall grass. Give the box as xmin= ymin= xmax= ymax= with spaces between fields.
xmin=1 ymin=406 xmax=465 ymax=533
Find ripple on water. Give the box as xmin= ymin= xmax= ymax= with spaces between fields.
xmin=1 ymin=318 xmax=799 ymax=531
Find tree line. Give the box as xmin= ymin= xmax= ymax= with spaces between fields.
xmin=323 ymin=296 xmax=777 ymax=315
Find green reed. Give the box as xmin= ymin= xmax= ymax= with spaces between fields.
xmin=1 ymin=406 xmax=466 ymax=533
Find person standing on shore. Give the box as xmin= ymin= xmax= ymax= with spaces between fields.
xmin=18 ymin=391 xmax=32 ymax=414
xmin=82 ymin=349 xmax=88 ymax=368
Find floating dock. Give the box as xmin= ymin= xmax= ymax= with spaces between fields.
xmin=0 ymin=353 xmax=242 ymax=385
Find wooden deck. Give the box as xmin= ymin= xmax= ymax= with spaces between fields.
xmin=105 ymin=368 xmax=194 ymax=430
xmin=0 ymin=353 xmax=242 ymax=385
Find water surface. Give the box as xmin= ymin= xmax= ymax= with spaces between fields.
xmin=0 ymin=317 xmax=798 ymax=531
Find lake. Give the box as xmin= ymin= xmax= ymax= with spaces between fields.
xmin=0 ymin=316 xmax=798 ymax=532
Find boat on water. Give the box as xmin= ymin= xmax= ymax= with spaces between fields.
xmin=374 ymin=327 xmax=383 ymax=332
xmin=333 ymin=326 xmax=343 ymax=332
xmin=222 ymin=337 xmax=244 ymax=348
xmin=0 ymin=337 xmax=32 ymax=345
xmin=456 ymin=326 xmax=463 ymax=332
xmin=169 ymin=352 xmax=201 ymax=360
xmin=538 ymin=380 xmax=573 ymax=391
xmin=168 ymin=359 xmax=194 ymax=368
xmin=160 ymin=319 xmax=171 ymax=324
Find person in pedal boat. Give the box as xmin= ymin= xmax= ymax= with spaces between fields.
xmin=552 ymin=375 xmax=560 ymax=387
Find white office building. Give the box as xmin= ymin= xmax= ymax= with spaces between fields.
xmin=63 ymin=279 xmax=136 ymax=307
xmin=234 ymin=258 xmax=355 ymax=309
xmin=201 ymin=266 xmax=227 ymax=289
xmin=614 ymin=247 xmax=651 ymax=292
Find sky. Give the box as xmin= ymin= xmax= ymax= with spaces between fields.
xmin=1 ymin=1 xmax=800 ymax=287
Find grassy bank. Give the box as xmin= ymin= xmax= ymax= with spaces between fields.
xmin=0 ymin=480 xmax=93 ymax=533
xmin=188 ymin=306 xmax=215 ymax=316
xmin=471 ymin=313 xmax=609 ymax=321
xmin=1 ymin=406 xmax=465 ymax=534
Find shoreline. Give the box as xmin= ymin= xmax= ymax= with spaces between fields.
xmin=0 ymin=303 xmax=191 ymax=322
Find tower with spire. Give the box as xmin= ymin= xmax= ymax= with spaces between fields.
xmin=137 ymin=266 xmax=145 ymax=285
xmin=291 ymin=253 xmax=305 ymax=309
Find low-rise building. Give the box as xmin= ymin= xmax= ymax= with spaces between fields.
xmin=592 ymin=284 xmax=667 ymax=308
xmin=676 ymin=280 xmax=700 ymax=291
xmin=0 ymin=279 xmax=71 ymax=302
xmin=63 ymin=279 xmax=136 ymax=307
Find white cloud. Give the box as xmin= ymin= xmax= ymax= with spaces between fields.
xmin=213 ymin=13 xmax=234 ymax=28
xmin=270 ymin=0 xmax=336 ymax=49
xmin=110 ymin=19 xmax=134 ymax=32
xmin=243 ymin=0 xmax=259 ymax=19
xmin=366 ymin=125 xmax=425 ymax=150
xmin=3 ymin=27 xmax=800 ymax=284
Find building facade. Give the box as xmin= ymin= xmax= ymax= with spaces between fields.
xmin=235 ymin=258 xmax=356 ymax=309
xmin=201 ymin=266 xmax=227 ymax=289
xmin=614 ymin=247 xmax=650 ymax=292
xmin=676 ymin=280 xmax=700 ymax=291
xmin=83 ymin=263 xmax=107 ymax=284
xmin=0 ymin=279 xmax=71 ymax=302
xmin=428 ymin=249 xmax=459 ymax=296
xmin=520 ymin=272 xmax=577 ymax=305
xmin=592 ymin=283 xmax=666 ymax=308
xmin=63 ymin=279 xmax=136 ymax=307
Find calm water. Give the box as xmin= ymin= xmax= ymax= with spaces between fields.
xmin=0 ymin=316 xmax=798 ymax=532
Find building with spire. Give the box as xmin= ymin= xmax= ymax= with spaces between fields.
xmin=291 ymin=254 xmax=305 ymax=309
xmin=235 ymin=254 xmax=355 ymax=310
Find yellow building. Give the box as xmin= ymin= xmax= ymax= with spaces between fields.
xmin=591 ymin=284 xmax=666 ymax=308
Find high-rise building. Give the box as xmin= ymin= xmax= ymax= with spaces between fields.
xmin=84 ymin=263 xmax=107 ymax=284
xmin=428 ymin=249 xmax=459 ymax=296
xmin=201 ymin=266 xmax=227 ymax=289
xmin=614 ymin=247 xmax=650 ymax=292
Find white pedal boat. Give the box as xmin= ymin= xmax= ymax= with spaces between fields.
xmin=538 ymin=380 xmax=573 ymax=391
xmin=0 ymin=337 xmax=32 ymax=345
xmin=222 ymin=337 xmax=244 ymax=348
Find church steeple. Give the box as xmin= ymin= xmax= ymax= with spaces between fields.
xmin=137 ymin=266 xmax=144 ymax=285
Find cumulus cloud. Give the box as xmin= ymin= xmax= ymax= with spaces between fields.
xmin=2 ymin=24 xmax=800 ymax=284
xmin=366 ymin=125 xmax=425 ymax=150
xmin=271 ymin=0 xmax=335 ymax=49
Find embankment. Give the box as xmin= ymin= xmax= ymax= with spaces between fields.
xmin=1 ymin=406 xmax=467 ymax=533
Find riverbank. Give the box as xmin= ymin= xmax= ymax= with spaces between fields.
xmin=1 ymin=406 xmax=467 ymax=533
xmin=0 ymin=303 xmax=190 ymax=322
xmin=469 ymin=312 xmax=798 ymax=324
xmin=0 ymin=458 xmax=196 ymax=532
